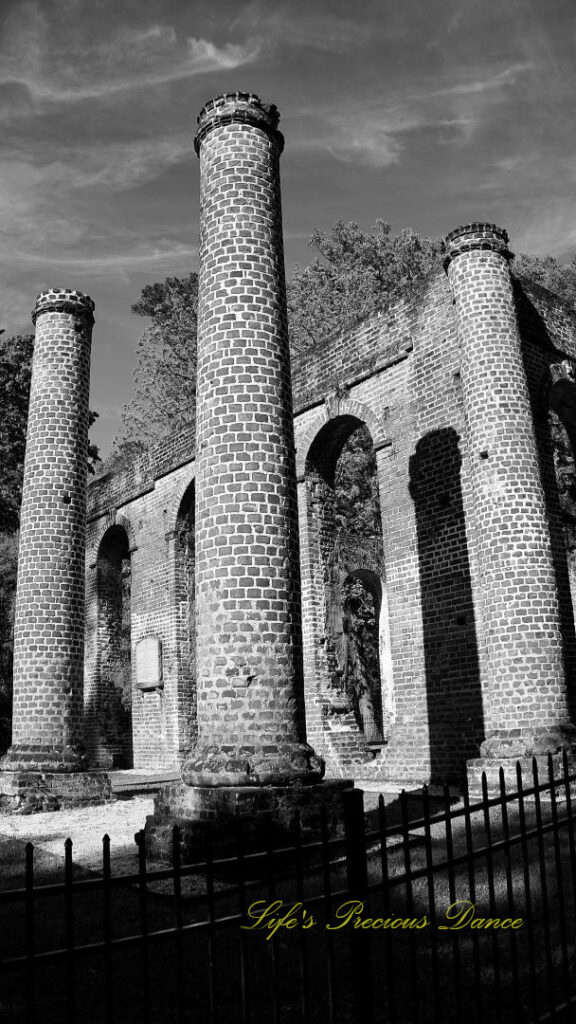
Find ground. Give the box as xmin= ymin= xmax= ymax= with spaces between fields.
xmin=0 ymin=795 xmax=154 ymax=881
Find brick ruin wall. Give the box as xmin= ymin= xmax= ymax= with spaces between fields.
xmin=84 ymin=271 xmax=576 ymax=784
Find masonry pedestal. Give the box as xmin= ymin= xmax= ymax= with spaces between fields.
xmin=466 ymin=754 xmax=576 ymax=800
xmin=146 ymin=779 xmax=353 ymax=860
xmin=0 ymin=771 xmax=111 ymax=814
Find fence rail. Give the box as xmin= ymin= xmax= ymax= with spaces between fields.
xmin=1 ymin=752 xmax=576 ymax=1023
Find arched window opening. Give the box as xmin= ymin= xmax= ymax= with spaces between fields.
xmin=338 ymin=573 xmax=384 ymax=744
xmin=175 ymin=481 xmax=196 ymax=745
xmin=96 ymin=525 xmax=132 ymax=768
xmin=549 ymin=383 xmax=576 ymax=615
xmin=305 ymin=417 xmax=390 ymax=745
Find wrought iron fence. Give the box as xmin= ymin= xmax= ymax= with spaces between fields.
xmin=1 ymin=753 xmax=576 ymax=1023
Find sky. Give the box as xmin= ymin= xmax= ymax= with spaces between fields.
xmin=2 ymin=0 xmax=576 ymax=455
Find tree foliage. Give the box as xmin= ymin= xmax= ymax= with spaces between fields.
xmin=112 ymin=220 xmax=576 ymax=458
xmin=287 ymin=220 xmax=442 ymax=353
xmin=113 ymin=274 xmax=198 ymax=459
xmin=0 ymin=531 xmax=17 ymax=750
xmin=333 ymin=424 xmax=382 ymax=539
xmin=0 ymin=334 xmax=34 ymax=534
xmin=513 ymin=252 xmax=576 ymax=307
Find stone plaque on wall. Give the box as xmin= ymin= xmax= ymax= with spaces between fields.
xmin=135 ymin=635 xmax=163 ymax=691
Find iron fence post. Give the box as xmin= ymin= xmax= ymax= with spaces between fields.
xmin=343 ymin=787 xmax=374 ymax=1024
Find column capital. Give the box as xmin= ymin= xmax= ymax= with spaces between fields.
xmin=32 ymin=288 xmax=95 ymax=326
xmin=443 ymin=222 xmax=513 ymax=271
xmin=194 ymin=92 xmax=284 ymax=156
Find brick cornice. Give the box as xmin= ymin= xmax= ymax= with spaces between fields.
xmin=443 ymin=223 xmax=513 ymax=271
xmin=194 ymin=92 xmax=284 ymax=155
xmin=32 ymin=289 xmax=95 ymax=326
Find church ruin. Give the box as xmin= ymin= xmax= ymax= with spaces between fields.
xmin=3 ymin=92 xmax=576 ymax=814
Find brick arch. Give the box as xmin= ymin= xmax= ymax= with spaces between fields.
xmin=297 ymin=393 xmax=389 ymax=754
xmin=170 ymin=470 xmax=197 ymax=756
xmin=339 ymin=565 xmax=383 ymax=605
xmin=538 ymin=361 xmax=576 ymax=516
xmin=536 ymin=359 xmax=576 ymax=678
xmin=535 ymin=359 xmax=576 ymax=422
xmin=92 ymin=511 xmax=137 ymax=557
xmin=165 ymin=465 xmax=196 ymax=536
xmin=114 ymin=513 xmax=138 ymax=552
xmin=296 ymin=396 xmax=390 ymax=481
xmin=93 ymin=516 xmax=134 ymax=770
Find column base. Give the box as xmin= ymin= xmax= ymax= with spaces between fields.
xmin=0 ymin=743 xmax=87 ymax=773
xmin=467 ymin=751 xmax=576 ymax=799
xmin=181 ymin=741 xmax=325 ymax=787
xmin=479 ymin=724 xmax=576 ymax=759
xmin=0 ymin=769 xmax=112 ymax=813
xmin=145 ymin=779 xmax=353 ymax=861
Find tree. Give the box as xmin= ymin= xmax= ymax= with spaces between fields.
xmin=513 ymin=252 xmax=576 ymax=307
xmin=0 ymin=531 xmax=17 ymax=751
xmin=113 ymin=274 xmax=198 ymax=459
xmin=112 ymin=222 xmax=576 ymax=454
xmin=0 ymin=334 xmax=34 ymax=535
xmin=287 ymin=220 xmax=442 ymax=353
xmin=112 ymin=225 xmax=442 ymax=454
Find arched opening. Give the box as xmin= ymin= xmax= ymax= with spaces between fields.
xmin=305 ymin=415 xmax=389 ymax=746
xmin=96 ymin=524 xmax=132 ymax=768
xmin=174 ymin=481 xmax=196 ymax=749
xmin=549 ymin=379 xmax=576 ymax=615
xmin=338 ymin=568 xmax=391 ymax=744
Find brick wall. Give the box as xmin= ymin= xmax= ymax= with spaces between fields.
xmin=85 ymin=254 xmax=576 ymax=784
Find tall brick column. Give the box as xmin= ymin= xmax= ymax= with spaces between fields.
xmin=1 ymin=289 xmax=94 ymax=773
xmin=444 ymin=224 xmax=576 ymax=774
xmin=182 ymin=93 xmax=323 ymax=787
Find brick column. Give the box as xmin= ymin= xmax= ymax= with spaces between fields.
xmin=2 ymin=289 xmax=94 ymax=772
xmin=182 ymin=93 xmax=323 ymax=786
xmin=444 ymin=224 xmax=576 ymax=763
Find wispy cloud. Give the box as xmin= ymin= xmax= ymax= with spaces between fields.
xmin=0 ymin=2 xmax=259 ymax=295
xmin=0 ymin=4 xmax=260 ymax=110
xmin=296 ymin=116 xmax=410 ymax=169
xmin=6 ymin=242 xmax=199 ymax=273
xmin=231 ymin=1 xmax=387 ymax=53
xmin=424 ymin=62 xmax=533 ymax=100
xmin=512 ymin=197 xmax=576 ymax=257
xmin=56 ymin=136 xmax=192 ymax=192
xmin=289 ymin=60 xmax=535 ymax=168
xmin=0 ymin=38 xmax=259 ymax=106
xmin=0 ymin=287 xmax=34 ymax=332
xmin=0 ymin=237 xmax=200 ymax=335
xmin=0 ymin=131 xmax=194 ymax=264
xmin=0 ymin=0 xmax=570 ymax=458
xmin=429 ymin=63 xmax=534 ymax=143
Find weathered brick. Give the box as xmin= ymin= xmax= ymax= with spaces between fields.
xmin=2 ymin=290 xmax=94 ymax=773
xmin=8 ymin=105 xmax=574 ymax=797
xmin=445 ymin=224 xmax=576 ymax=764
